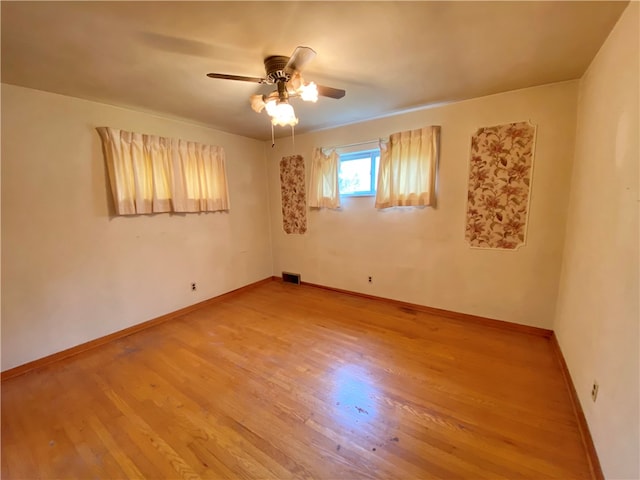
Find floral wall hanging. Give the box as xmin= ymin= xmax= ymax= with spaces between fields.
xmin=280 ymin=155 xmax=307 ymax=234
xmin=465 ymin=121 xmax=536 ymax=250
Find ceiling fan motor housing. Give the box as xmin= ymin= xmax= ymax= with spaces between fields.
xmin=264 ymin=55 xmax=291 ymax=84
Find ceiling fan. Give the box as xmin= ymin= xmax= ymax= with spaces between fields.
xmin=206 ymin=46 xmax=346 ymax=128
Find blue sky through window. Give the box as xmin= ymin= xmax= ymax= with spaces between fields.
xmin=338 ymin=149 xmax=380 ymax=196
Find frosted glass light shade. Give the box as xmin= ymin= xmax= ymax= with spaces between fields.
xmin=300 ymin=82 xmax=318 ymax=102
xmin=264 ymin=99 xmax=278 ymax=117
xmin=271 ymin=102 xmax=298 ymax=126
xmin=250 ymin=94 xmax=266 ymax=113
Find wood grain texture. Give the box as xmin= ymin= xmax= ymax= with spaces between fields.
xmin=2 ymin=281 xmax=595 ymax=479
xmin=299 ymin=279 xmax=553 ymax=337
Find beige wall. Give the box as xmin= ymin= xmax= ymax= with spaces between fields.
xmin=266 ymin=81 xmax=578 ymax=329
xmin=554 ymin=4 xmax=639 ymax=479
xmin=1 ymin=11 xmax=637 ymax=474
xmin=1 ymin=84 xmax=273 ymax=370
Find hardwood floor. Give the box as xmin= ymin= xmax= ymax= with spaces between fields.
xmin=2 ymin=281 xmax=592 ymax=479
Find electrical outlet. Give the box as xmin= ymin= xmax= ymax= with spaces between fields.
xmin=591 ymin=381 xmax=599 ymax=402
xmin=368 ymin=276 xmax=372 ymax=283
xmin=191 ymin=282 xmax=197 ymax=291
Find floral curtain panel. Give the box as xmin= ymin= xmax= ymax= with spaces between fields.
xmin=465 ymin=121 xmax=536 ymax=250
xmin=280 ymin=154 xmax=307 ymax=234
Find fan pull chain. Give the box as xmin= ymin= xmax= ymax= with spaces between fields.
xmin=291 ymin=125 xmax=295 ymax=150
xmin=271 ymin=123 xmax=275 ymax=148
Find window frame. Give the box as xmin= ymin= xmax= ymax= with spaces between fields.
xmin=338 ymin=148 xmax=380 ymax=197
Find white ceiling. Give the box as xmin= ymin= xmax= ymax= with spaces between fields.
xmin=1 ymin=1 xmax=628 ymax=140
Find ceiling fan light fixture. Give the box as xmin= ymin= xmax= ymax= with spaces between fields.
xmin=250 ymin=94 xmax=266 ymax=113
xmin=208 ymin=46 xmax=344 ymax=133
xmin=270 ymin=101 xmax=298 ymax=127
xmin=264 ymin=98 xmax=278 ymax=117
xmin=299 ymin=81 xmax=318 ymax=102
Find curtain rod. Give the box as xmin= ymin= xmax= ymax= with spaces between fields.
xmin=322 ymin=137 xmax=387 ymax=152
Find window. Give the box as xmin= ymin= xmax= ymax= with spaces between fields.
xmin=338 ymin=149 xmax=380 ymax=196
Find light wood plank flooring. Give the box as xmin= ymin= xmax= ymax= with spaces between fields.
xmin=2 ymin=281 xmax=592 ymax=479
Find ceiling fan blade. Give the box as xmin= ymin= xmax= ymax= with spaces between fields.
xmin=206 ymin=73 xmax=266 ymax=83
xmin=317 ymin=85 xmax=346 ymax=99
xmin=285 ymin=46 xmax=316 ymax=73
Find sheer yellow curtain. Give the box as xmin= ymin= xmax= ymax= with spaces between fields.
xmin=97 ymin=127 xmax=229 ymax=215
xmin=97 ymin=128 xmax=172 ymax=214
xmin=375 ymin=126 xmax=440 ymax=209
xmin=146 ymin=134 xmax=173 ymax=212
xmin=172 ymin=140 xmax=229 ymax=212
xmin=308 ymin=147 xmax=341 ymax=209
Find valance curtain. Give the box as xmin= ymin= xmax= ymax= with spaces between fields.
xmin=375 ymin=126 xmax=440 ymax=209
xmin=97 ymin=127 xmax=230 ymax=215
xmin=308 ymin=147 xmax=340 ymax=209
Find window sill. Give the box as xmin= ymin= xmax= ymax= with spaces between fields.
xmin=340 ymin=193 xmax=376 ymax=198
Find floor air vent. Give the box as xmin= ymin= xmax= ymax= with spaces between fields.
xmin=282 ymin=272 xmax=301 ymax=285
